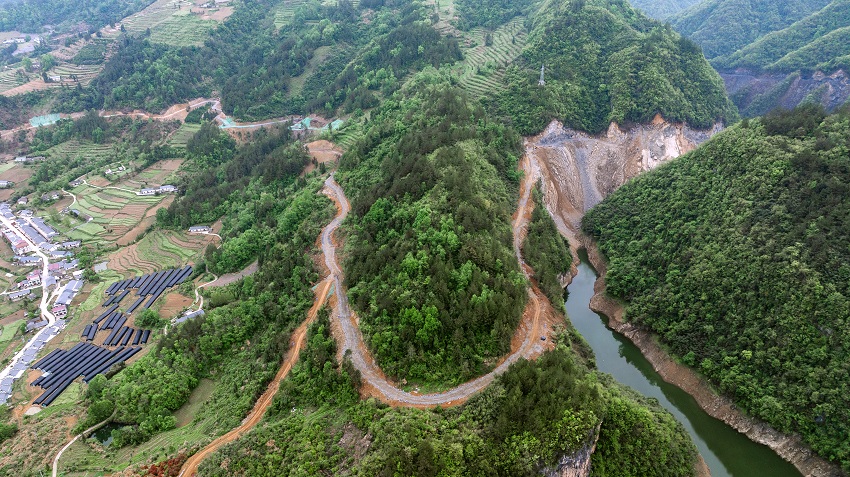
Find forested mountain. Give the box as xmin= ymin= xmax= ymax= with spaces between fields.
xmin=177 ymin=81 xmax=699 ymax=477
xmin=0 ymin=0 xmax=153 ymax=32
xmin=338 ymin=78 xmax=527 ymax=386
xmin=718 ymin=0 xmax=850 ymax=73
xmin=584 ymin=104 xmax=850 ymax=473
xmin=498 ymin=0 xmax=736 ymax=134
xmin=626 ymin=0 xmax=701 ymax=19
xmin=54 ymin=0 xmax=461 ymax=119
xmin=669 ymin=0 xmax=833 ymax=61
xmin=666 ymin=0 xmax=850 ymax=117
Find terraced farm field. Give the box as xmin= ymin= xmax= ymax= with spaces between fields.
xmin=117 ymin=0 xmax=226 ymax=46
xmin=65 ymin=183 xmax=167 ymax=247
xmin=273 ymin=0 xmax=305 ymax=28
xmin=50 ymin=64 xmax=103 ymax=86
xmin=108 ymin=230 xmax=212 ymax=275
xmin=148 ymin=11 xmax=217 ymax=46
xmin=168 ymin=122 xmax=201 ymax=149
xmin=0 ymin=68 xmax=27 ymax=94
xmin=46 ymin=140 xmax=115 ymax=162
xmin=454 ymin=18 xmax=527 ymax=97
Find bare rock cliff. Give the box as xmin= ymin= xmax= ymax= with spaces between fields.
xmin=526 ymin=116 xmax=721 ymax=248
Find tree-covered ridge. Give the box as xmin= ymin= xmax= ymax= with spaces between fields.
xmin=522 ymin=185 xmax=572 ymax=309
xmin=583 ymin=105 xmax=850 ymax=472
xmin=718 ymin=0 xmax=850 ymax=72
xmin=498 ymin=0 xmax=736 ymax=135
xmin=0 ymin=0 xmax=153 ymax=32
xmin=55 ymin=0 xmax=461 ymax=120
xmin=626 ymin=0 xmax=701 ymax=19
xmin=454 ymin=0 xmax=541 ymax=30
xmin=338 ymin=80 xmax=527 ymax=386
xmin=669 ymin=0 xmax=833 ymax=61
xmin=197 ymin=310 xmax=697 ymax=476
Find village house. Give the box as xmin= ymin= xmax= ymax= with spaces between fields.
xmin=16 ymin=196 xmax=28 ymax=206
xmin=188 ymin=225 xmax=211 ymax=234
xmin=138 ymin=188 xmax=157 ymax=196
xmin=51 ymin=304 xmax=67 ymax=318
xmin=8 ymin=289 xmax=31 ymax=302
xmin=0 ymin=181 xmax=13 ymax=189
xmin=159 ymin=185 xmax=178 ymax=193
xmin=55 ymin=280 xmax=83 ymax=306
xmin=41 ymin=191 xmax=61 ymax=202
xmin=15 ymin=255 xmax=41 ymax=265
xmin=26 ymin=319 xmax=47 ymax=331
xmin=58 ymin=241 xmax=81 ymax=250
xmin=23 ymin=271 xmax=41 ymax=287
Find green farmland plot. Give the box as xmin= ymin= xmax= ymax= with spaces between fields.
xmin=148 ymin=12 xmax=218 ymax=47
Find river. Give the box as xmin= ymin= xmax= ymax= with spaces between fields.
xmin=566 ymin=251 xmax=801 ymax=477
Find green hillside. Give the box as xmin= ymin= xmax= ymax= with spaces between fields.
xmin=626 ymin=0 xmax=701 ymax=19
xmin=670 ymin=0 xmax=832 ymax=61
xmin=717 ymin=0 xmax=850 ymax=72
xmin=498 ymin=0 xmax=737 ymax=134
xmin=338 ymin=81 xmax=527 ymax=386
xmin=0 ymin=0 xmax=154 ymax=32
xmin=584 ymin=104 xmax=850 ymax=473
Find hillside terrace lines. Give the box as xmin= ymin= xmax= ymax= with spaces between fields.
xmin=456 ymin=18 xmax=527 ymax=97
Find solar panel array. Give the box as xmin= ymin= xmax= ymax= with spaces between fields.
xmin=104 ymin=265 xmax=193 ymax=312
xmin=0 ymin=321 xmax=65 ymax=404
xmin=30 ymin=343 xmax=140 ymax=406
xmin=25 ymin=266 xmax=193 ymax=407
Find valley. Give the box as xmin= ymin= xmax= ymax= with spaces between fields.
xmin=0 ymin=0 xmax=848 ymax=475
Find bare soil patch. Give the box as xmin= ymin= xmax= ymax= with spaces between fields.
xmin=0 ymin=164 xmax=33 ymax=183
xmin=158 ymin=291 xmax=193 ymax=318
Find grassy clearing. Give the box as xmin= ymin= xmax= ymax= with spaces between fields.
xmin=289 ymin=45 xmax=331 ymax=96
xmin=60 ymin=414 xmax=218 ymax=475
xmin=174 ymin=378 xmax=215 ymax=427
xmin=0 ymin=320 xmax=21 ymax=342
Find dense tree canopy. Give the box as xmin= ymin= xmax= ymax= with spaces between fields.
xmin=339 ymin=79 xmax=527 ymax=386
xmin=584 ymin=104 xmax=850 ymax=472
xmin=498 ymin=0 xmax=737 ymax=135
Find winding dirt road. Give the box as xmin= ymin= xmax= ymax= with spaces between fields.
xmin=176 ymin=163 xmax=551 ymax=473
xmin=177 ymin=277 xmax=333 ymax=477
xmin=322 ymin=164 xmax=549 ymax=406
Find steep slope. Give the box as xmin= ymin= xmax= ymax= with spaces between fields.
xmin=668 ymin=0 xmax=850 ymax=115
xmin=720 ymin=0 xmax=850 ymax=72
xmin=669 ymin=0 xmax=832 ymax=61
xmin=527 ymin=117 xmax=720 ymax=250
xmin=338 ymin=81 xmax=527 ymax=387
xmin=583 ymin=105 xmax=850 ymax=474
xmin=498 ymin=0 xmax=737 ymax=135
xmin=626 ymin=0 xmax=702 ymax=19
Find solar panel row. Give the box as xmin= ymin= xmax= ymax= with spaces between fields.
xmin=31 ymin=343 xmax=141 ymax=406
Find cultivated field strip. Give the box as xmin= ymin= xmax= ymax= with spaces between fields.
xmin=456 ymin=18 xmax=527 ymax=97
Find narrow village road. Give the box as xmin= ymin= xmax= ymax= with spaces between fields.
xmin=0 ymin=214 xmax=59 ymax=390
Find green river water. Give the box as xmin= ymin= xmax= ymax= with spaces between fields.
xmin=566 ymin=251 xmax=802 ymax=477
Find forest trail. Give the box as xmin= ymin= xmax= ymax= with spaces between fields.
xmin=321 ymin=161 xmax=553 ymax=407
xmin=177 ymin=276 xmax=334 ymax=477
